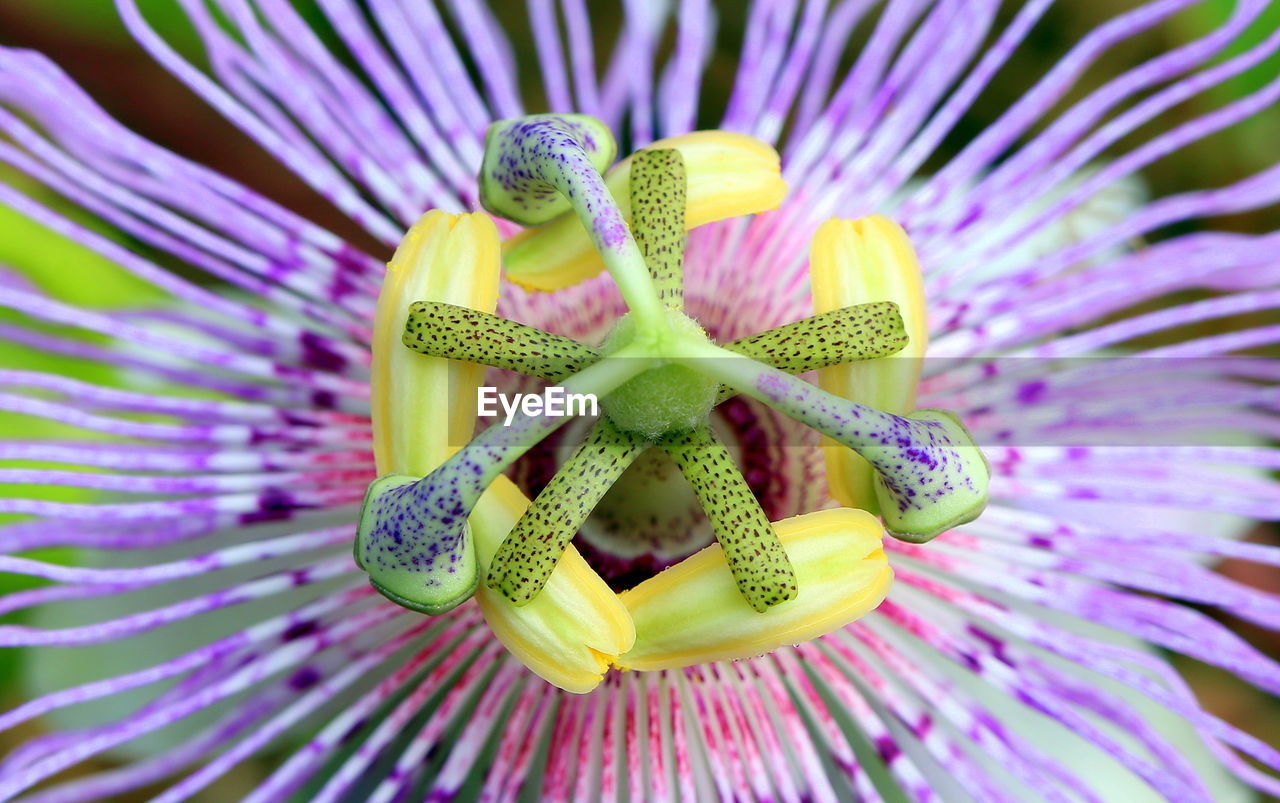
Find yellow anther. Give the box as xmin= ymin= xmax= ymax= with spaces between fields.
xmin=372 ymin=210 xmax=634 ymax=693
xmin=810 ymin=216 xmax=928 ymax=512
xmin=472 ymin=477 xmax=636 ymax=694
xmin=372 ymin=210 xmax=501 ymax=476
xmin=504 ymin=131 xmax=787 ymax=291
xmin=615 ymin=508 xmax=891 ymax=671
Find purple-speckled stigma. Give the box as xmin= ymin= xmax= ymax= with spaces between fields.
xmin=354 ymin=473 xmax=480 ymax=615
xmin=478 ymin=114 xmax=618 ymax=227
xmin=744 ymin=360 xmax=990 ymax=541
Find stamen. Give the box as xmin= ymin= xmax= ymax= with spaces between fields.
xmin=617 ymin=507 xmax=890 ymax=671
xmin=403 ymin=300 xmax=599 ymax=383
xmin=630 ymin=148 xmax=687 ymax=310
xmin=725 ymin=302 xmax=908 ymax=371
xmin=811 ymin=216 xmax=929 ymax=513
xmin=487 ymin=417 xmax=647 ymax=605
xmin=659 ymin=424 xmax=798 ymax=611
xmin=372 ymin=210 xmax=500 ymax=478
xmin=479 ymin=114 xmax=666 ymax=330
xmin=356 ymin=345 xmax=652 ymax=614
xmin=673 ymin=341 xmax=989 ymax=542
xmin=717 ymin=302 xmax=909 ymax=403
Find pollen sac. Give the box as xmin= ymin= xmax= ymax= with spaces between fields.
xmin=725 ymin=302 xmax=909 ymax=372
xmin=864 ymin=409 xmax=991 ymax=542
xmin=718 ymin=302 xmax=910 ymax=403
xmin=486 ymin=417 xmax=647 ymax=606
xmin=355 ymin=473 xmax=479 ymax=615
xmin=479 ymin=114 xmax=617 ymax=226
xmin=616 ymin=507 xmax=891 ymax=671
xmin=630 ymin=148 xmax=687 ymax=310
xmin=402 ymin=300 xmax=600 ymax=383
xmin=659 ymin=424 xmax=798 ymax=612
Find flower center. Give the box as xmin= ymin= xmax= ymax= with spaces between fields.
xmin=598 ymin=311 xmax=719 ymax=438
xmin=578 ymin=446 xmax=713 ymax=587
xmin=356 ymin=114 xmax=990 ymax=687
xmin=512 ymin=387 xmax=822 ymax=593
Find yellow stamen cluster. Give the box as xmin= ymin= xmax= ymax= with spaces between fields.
xmin=618 ymin=508 xmax=891 ymax=671
xmin=371 ymin=133 xmax=928 ymax=692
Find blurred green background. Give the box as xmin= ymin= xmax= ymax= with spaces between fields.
xmin=0 ymin=0 xmax=1277 ymax=799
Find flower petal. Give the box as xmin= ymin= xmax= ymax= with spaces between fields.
xmin=811 ymin=215 xmax=928 ymax=512
xmin=504 ymin=131 xmax=787 ymax=290
xmin=616 ymin=507 xmax=892 ymax=670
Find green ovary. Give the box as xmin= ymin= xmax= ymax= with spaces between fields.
xmin=598 ymin=311 xmax=719 ymax=438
